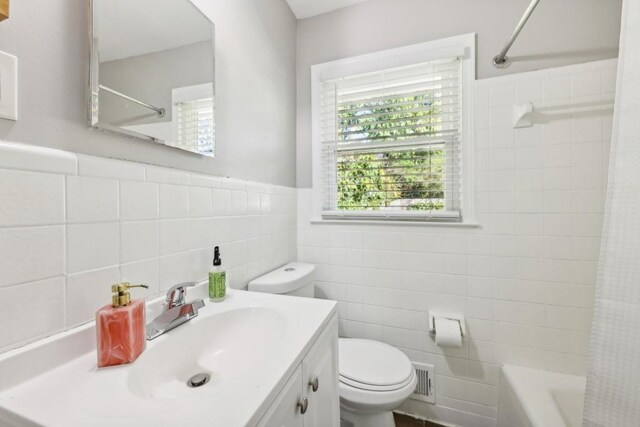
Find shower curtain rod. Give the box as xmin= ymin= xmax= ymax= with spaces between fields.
xmin=493 ymin=0 xmax=541 ymax=68
xmin=99 ymin=85 xmax=166 ymax=117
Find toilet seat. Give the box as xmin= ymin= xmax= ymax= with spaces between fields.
xmin=338 ymin=338 xmax=415 ymax=393
xmin=339 ymin=373 xmax=416 ymax=392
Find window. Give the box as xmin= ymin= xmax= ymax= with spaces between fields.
xmin=312 ymin=35 xmax=475 ymax=223
xmin=171 ymin=83 xmax=215 ymax=156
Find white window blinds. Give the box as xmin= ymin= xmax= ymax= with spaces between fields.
xmin=176 ymin=97 xmax=215 ymax=156
xmin=319 ymin=57 xmax=462 ymax=221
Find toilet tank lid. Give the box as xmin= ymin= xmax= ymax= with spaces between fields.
xmin=248 ymin=262 xmax=316 ymax=294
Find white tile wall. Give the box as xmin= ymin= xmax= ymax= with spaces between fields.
xmin=0 ymin=142 xmax=297 ymax=352
xmin=298 ymin=59 xmax=617 ymax=427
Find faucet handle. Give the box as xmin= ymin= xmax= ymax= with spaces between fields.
xmin=165 ymin=282 xmax=197 ymax=308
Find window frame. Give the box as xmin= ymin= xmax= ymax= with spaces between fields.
xmin=311 ymin=34 xmax=477 ymax=225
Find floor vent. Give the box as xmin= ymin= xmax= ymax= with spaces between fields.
xmin=410 ymin=362 xmax=435 ymax=404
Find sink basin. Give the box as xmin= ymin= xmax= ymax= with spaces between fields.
xmin=0 ymin=287 xmax=336 ymax=427
xmin=128 ymin=307 xmax=287 ymax=399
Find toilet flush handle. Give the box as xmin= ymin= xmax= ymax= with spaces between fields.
xmin=309 ymin=377 xmax=319 ymax=392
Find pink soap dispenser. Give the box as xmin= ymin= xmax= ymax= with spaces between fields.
xmin=96 ymin=283 xmax=148 ymax=368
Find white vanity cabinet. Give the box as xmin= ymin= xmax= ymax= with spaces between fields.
xmin=258 ymin=316 xmax=339 ymax=427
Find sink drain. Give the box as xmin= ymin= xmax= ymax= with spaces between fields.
xmin=187 ymin=373 xmax=211 ymax=388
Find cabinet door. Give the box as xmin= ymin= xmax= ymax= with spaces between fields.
xmin=258 ymin=365 xmax=304 ymax=427
xmin=302 ymin=317 xmax=340 ymax=427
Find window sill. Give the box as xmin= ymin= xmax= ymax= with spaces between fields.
xmin=309 ymin=218 xmax=481 ymax=228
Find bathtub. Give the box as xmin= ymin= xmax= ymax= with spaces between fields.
xmin=498 ymin=365 xmax=586 ymax=427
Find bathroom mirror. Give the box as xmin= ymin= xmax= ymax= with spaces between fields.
xmin=89 ymin=0 xmax=215 ymax=156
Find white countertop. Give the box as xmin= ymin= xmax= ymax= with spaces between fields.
xmin=0 ymin=286 xmax=337 ymax=427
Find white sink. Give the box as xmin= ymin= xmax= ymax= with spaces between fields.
xmin=128 ymin=307 xmax=287 ymax=399
xmin=0 ymin=287 xmax=336 ymax=427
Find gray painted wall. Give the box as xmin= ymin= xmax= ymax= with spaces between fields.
xmin=0 ymin=0 xmax=297 ymax=187
xmin=296 ymin=0 xmax=623 ymax=187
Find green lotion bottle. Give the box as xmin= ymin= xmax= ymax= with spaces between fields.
xmin=209 ymin=246 xmax=226 ymax=302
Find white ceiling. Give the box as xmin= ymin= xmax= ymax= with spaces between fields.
xmin=94 ymin=0 xmax=213 ymax=62
xmin=286 ymin=0 xmax=370 ymax=19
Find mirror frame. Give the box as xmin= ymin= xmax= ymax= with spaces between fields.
xmin=86 ymin=0 xmax=216 ymax=154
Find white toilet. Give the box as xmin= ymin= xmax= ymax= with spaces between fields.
xmin=249 ymin=262 xmax=417 ymax=427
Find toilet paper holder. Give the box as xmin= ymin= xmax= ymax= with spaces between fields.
xmin=428 ymin=312 xmax=466 ymax=337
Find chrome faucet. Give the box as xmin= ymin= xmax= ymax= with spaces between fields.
xmin=146 ymin=282 xmax=205 ymax=340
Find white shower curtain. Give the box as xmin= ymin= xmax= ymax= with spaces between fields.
xmin=584 ymin=0 xmax=640 ymax=425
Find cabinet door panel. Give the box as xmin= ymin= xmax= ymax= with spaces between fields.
xmin=302 ymin=317 xmax=339 ymax=427
xmin=258 ymin=366 xmax=304 ymax=427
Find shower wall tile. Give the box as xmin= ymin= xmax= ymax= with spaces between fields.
xmin=298 ymin=59 xmax=617 ymax=427
xmin=0 ymin=143 xmax=297 ymax=353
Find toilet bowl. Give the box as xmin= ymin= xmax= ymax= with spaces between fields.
xmin=249 ymin=263 xmax=417 ymax=427
xmin=338 ymin=338 xmax=417 ymax=427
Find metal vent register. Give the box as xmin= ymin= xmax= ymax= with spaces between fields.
xmin=410 ymin=363 xmax=435 ymax=404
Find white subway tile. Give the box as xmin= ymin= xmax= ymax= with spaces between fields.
xmin=66 ymin=176 xmax=119 ymax=223
xmin=247 ymin=192 xmax=262 ymax=215
xmin=189 ymin=173 xmax=222 ymax=188
xmin=159 ymin=219 xmax=190 ymax=255
xmin=542 ymin=76 xmax=572 ymax=101
xmin=159 ymin=184 xmax=189 ymax=219
xmin=544 ymin=144 xmax=572 ymax=168
xmin=120 ymin=181 xmax=159 ymax=220
xmin=189 ymin=218 xmax=214 ymax=250
xmin=490 ymin=106 xmax=513 ymax=128
xmin=516 ymin=146 xmax=544 ymax=169
xmin=77 ymin=155 xmax=144 ymax=181
xmin=189 ymin=187 xmax=213 ymax=218
xmin=0 ymin=226 xmax=64 ymax=287
xmin=120 ymin=221 xmax=159 ymax=263
xmin=145 ymin=166 xmax=189 ymax=185
xmin=261 ymin=193 xmax=273 ymax=213
xmin=0 ymin=277 xmax=65 ymax=351
xmin=66 ymin=267 xmax=119 ymax=327
xmin=213 ymin=189 xmax=232 ymax=216
xmin=120 ymin=258 xmax=160 ymax=298
xmin=222 ymin=178 xmax=246 ymax=191
xmin=67 ymin=223 xmax=119 ymax=274
xmin=0 ymin=170 xmax=64 ymax=226
xmin=572 ymin=71 xmax=602 ymax=98
xmin=231 ymin=191 xmax=248 ymax=215
xmin=159 ymin=252 xmax=195 ymax=291
xmin=0 ymin=141 xmax=77 ymax=174
xmin=489 ymin=84 xmax=514 ymax=106
xmin=515 ymin=80 xmax=542 ymax=104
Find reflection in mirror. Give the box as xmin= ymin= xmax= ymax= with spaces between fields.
xmin=90 ymin=0 xmax=215 ymax=156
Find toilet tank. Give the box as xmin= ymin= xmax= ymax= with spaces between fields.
xmin=248 ymin=262 xmax=316 ymax=298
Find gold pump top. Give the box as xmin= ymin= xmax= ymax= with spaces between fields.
xmin=111 ymin=283 xmax=149 ymax=307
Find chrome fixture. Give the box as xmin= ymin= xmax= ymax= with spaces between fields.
xmin=99 ymin=85 xmax=165 ymax=117
xmin=493 ymin=0 xmax=541 ymax=68
xmin=146 ymin=282 xmax=205 ymax=340
xmin=187 ymin=373 xmax=211 ymax=388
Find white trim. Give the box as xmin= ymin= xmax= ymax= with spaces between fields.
xmin=311 ymin=34 xmax=476 ymax=225
xmin=321 ymin=210 xmax=460 ymax=221
xmin=310 ymin=219 xmax=480 ymax=228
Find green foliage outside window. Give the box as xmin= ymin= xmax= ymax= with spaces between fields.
xmin=336 ymin=94 xmax=447 ymax=211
